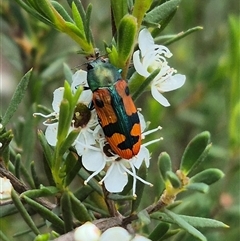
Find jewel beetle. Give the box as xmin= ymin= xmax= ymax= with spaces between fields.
xmin=87 ymin=59 xmax=141 ymax=159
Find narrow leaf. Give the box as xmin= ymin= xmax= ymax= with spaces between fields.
xmin=132 ymin=0 xmax=152 ymax=29
xmin=180 ymin=131 xmax=211 ymax=175
xmin=110 ymin=0 xmax=128 ymax=29
xmin=51 ymin=1 xmax=74 ymax=22
xmin=11 ymin=189 xmax=40 ymax=235
xmin=158 ymin=152 xmax=172 ymax=182
xmin=23 ymin=195 xmax=64 ymax=231
xmin=166 ymin=171 xmax=181 ymax=189
xmin=144 ymin=0 xmax=181 ymax=26
xmin=179 ymin=215 xmax=229 ymax=228
xmin=61 ymin=191 xmax=73 ymax=232
xmin=148 ymin=222 xmax=170 ymax=241
xmin=38 ymin=130 xmax=54 ymax=168
xmin=2 ymin=69 xmax=32 ymax=126
xmin=71 ymin=2 xmax=86 ymax=38
xmin=117 ymin=15 xmax=138 ymax=71
xmin=186 ymin=183 xmax=209 ymax=193
xmin=163 ymin=208 xmax=207 ymax=241
xmin=190 ymin=168 xmax=225 ymax=185
xmin=70 ymin=192 xmax=92 ymax=222
xmin=0 ymin=231 xmax=11 ymax=241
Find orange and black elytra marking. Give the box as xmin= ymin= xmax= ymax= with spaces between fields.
xmin=87 ymin=59 xmax=141 ymax=159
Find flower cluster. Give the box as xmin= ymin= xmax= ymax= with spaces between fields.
xmin=133 ymin=29 xmax=186 ymax=107
xmin=74 ymin=222 xmax=151 ymax=241
xmin=35 ymin=29 xmax=185 ymax=196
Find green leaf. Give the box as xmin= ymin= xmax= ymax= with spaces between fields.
xmin=166 ymin=171 xmax=181 ymax=189
xmin=38 ymin=130 xmax=54 ymax=168
xmin=78 ymin=168 xmax=103 ymax=196
xmin=85 ymin=3 xmax=94 ymax=44
xmin=63 ymin=63 xmax=73 ymax=84
xmin=132 ymin=0 xmax=152 ymax=29
xmin=162 ymin=26 xmax=203 ymax=45
xmin=137 ymin=209 xmax=151 ymax=225
xmin=35 ymin=0 xmax=56 ymax=22
xmin=51 ymin=1 xmax=74 ymax=22
xmin=178 ymin=215 xmax=229 ymax=229
xmin=57 ymin=99 xmax=70 ymax=142
xmin=70 ymin=192 xmax=92 ymax=222
xmin=0 ymin=231 xmax=11 ymax=241
xmin=21 ymin=186 xmax=59 ymax=198
xmin=152 ymin=211 xmax=229 ymax=228
xmin=163 ymin=208 xmax=207 ymax=241
xmin=34 ymin=233 xmax=50 ymax=241
xmin=61 ymin=191 xmax=73 ymax=232
xmin=22 ymin=195 xmax=64 ymax=231
xmin=71 ymin=2 xmax=86 ymax=38
xmin=190 ymin=168 xmax=225 ymax=185
xmin=151 ymin=8 xmax=178 ymax=37
xmin=185 ymin=183 xmax=209 ymax=193
xmin=110 ymin=0 xmax=128 ymax=29
xmin=58 ymin=129 xmax=80 ymax=156
xmin=158 ymin=152 xmax=172 ymax=182
xmin=2 ymin=69 xmax=32 ymax=126
xmin=180 ymin=131 xmax=211 ymax=175
xmin=148 ymin=222 xmax=170 ymax=241
xmin=108 ymin=194 xmax=135 ymax=201
xmin=65 ymin=152 xmax=82 ymax=186
xmin=143 ymin=0 xmax=181 ymax=28
xmin=131 ymin=69 xmax=160 ymax=101
xmin=74 ymin=185 xmax=94 ymax=201
xmin=117 ymin=15 xmax=138 ymax=71
xmin=30 ymin=161 xmax=40 ymax=188
xmin=11 ymin=189 xmax=40 ymax=235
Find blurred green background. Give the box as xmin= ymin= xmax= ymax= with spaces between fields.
xmin=1 ymin=0 xmax=239 ymax=240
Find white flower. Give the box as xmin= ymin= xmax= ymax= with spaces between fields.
xmin=131 ymin=235 xmax=152 ymax=241
xmin=99 ymin=227 xmax=152 ymax=241
xmin=99 ymin=227 xmax=131 ymax=241
xmin=74 ymin=222 xmax=101 ymax=241
xmin=133 ymin=28 xmax=186 ymax=107
xmin=34 ymin=70 xmax=98 ymax=153
xmin=0 ymin=177 xmax=12 ymax=200
xmin=82 ymin=114 xmax=162 ymax=196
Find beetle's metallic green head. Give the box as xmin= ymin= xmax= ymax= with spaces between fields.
xmin=87 ymin=59 xmax=122 ymax=91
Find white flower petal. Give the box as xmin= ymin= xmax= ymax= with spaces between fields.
xmin=74 ymin=222 xmax=101 ymax=241
xmin=138 ymin=112 xmax=146 ymax=132
xmin=82 ymin=149 xmax=105 ymax=172
xmin=45 ymin=123 xmax=58 ymax=146
xmin=52 ymin=87 xmax=64 ymax=112
xmin=71 ymin=70 xmax=88 ymax=92
xmin=79 ymin=89 xmax=93 ymax=104
xmin=133 ymin=146 xmax=150 ymax=169
xmin=99 ymin=227 xmax=131 ymax=241
xmin=138 ymin=29 xmax=155 ymax=56
xmin=158 ymin=74 xmax=186 ymax=92
xmin=132 ymin=235 xmax=151 ymax=241
xmin=104 ymin=163 xmax=128 ymax=193
xmin=133 ymin=51 xmax=150 ymax=77
xmin=0 ymin=177 xmax=12 ymax=200
xmin=151 ymin=86 xmax=170 ymax=107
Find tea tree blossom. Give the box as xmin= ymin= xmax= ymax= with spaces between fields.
xmin=133 ymin=29 xmax=186 ymax=107
xmin=82 ymin=117 xmax=162 ymax=196
xmin=0 ymin=177 xmax=12 ymax=200
xmin=74 ymin=222 xmax=101 ymax=241
xmin=35 ymin=69 xmax=162 ymax=196
xmin=34 ymin=70 xmax=98 ymax=153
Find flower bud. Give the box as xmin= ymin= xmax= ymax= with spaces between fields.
xmin=74 ymin=222 xmax=101 ymax=241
